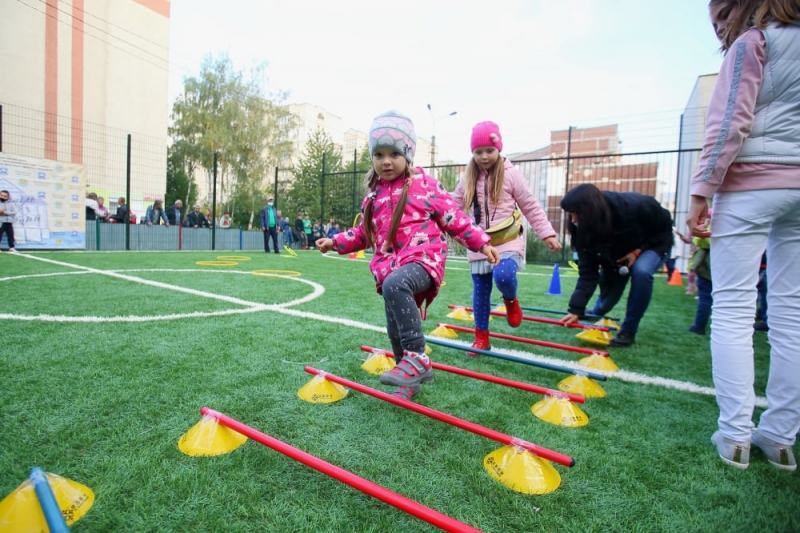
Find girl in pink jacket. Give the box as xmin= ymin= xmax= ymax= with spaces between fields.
xmin=318 ymin=111 xmax=499 ymax=401
xmin=453 ymin=121 xmax=561 ymax=354
xmin=687 ymin=0 xmax=800 ymax=471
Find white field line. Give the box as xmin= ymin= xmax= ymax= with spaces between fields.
xmin=9 ymin=254 xmax=765 ymax=407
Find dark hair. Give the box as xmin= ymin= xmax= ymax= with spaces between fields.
xmin=560 ymin=184 xmax=613 ymax=249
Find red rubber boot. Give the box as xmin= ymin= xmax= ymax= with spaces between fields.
xmin=504 ymin=297 xmax=522 ymax=327
xmin=467 ymin=329 xmax=491 ymax=356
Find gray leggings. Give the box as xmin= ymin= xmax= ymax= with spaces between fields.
xmin=382 ymin=263 xmax=433 ymax=362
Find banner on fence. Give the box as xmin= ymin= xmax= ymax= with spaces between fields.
xmin=0 ymin=153 xmax=87 ymax=249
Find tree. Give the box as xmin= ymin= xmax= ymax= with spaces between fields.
xmin=284 ymin=128 xmax=343 ymax=221
xmin=166 ymin=142 xmax=198 ymax=209
xmin=168 ymin=53 xmax=294 ymax=229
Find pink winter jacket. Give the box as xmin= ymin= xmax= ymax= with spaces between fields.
xmin=452 ymin=158 xmax=557 ymax=262
xmin=331 ymin=168 xmax=491 ymax=312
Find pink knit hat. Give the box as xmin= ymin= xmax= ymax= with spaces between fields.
xmin=470 ymin=121 xmax=503 ymax=152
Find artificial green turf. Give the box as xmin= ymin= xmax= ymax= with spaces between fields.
xmin=0 ymin=250 xmax=797 ymax=532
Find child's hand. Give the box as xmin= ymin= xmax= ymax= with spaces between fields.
xmin=543 ymin=236 xmax=562 ymax=251
xmin=317 ymin=238 xmax=335 ymax=253
xmin=480 ymin=245 xmax=500 ymax=264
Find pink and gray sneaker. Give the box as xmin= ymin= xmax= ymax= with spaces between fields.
xmin=379 ymin=351 xmax=433 ymax=387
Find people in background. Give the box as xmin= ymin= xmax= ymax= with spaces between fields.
xmin=219 ymin=212 xmax=233 ymax=229
xmin=166 ymin=200 xmax=183 ymax=226
xmin=294 ymin=214 xmax=308 ymax=249
xmin=326 ymin=222 xmax=340 ymax=239
xmin=185 ymin=204 xmax=210 ymax=228
xmin=0 ymin=189 xmax=18 ymax=252
xmin=259 ymin=196 xmax=280 ymax=254
xmin=96 ymin=196 xmax=110 ymax=222
xmin=145 ymin=200 xmax=169 ymax=226
xmin=281 ymin=216 xmax=293 ymax=247
xmin=109 ymin=197 xmax=129 ymax=223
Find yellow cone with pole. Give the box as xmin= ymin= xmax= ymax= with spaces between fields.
xmin=429 ymin=325 xmax=458 ymax=339
xmin=595 ymin=317 xmax=620 ymax=330
xmin=579 ymin=353 xmax=619 ymax=371
xmin=178 ymin=415 xmax=249 ymax=456
xmin=446 ymin=307 xmax=474 ymax=321
xmin=531 ymin=396 xmax=589 ymax=427
xmin=0 ymin=471 xmax=95 ymax=531
xmin=297 ymin=374 xmax=349 ymax=404
xmin=484 ymin=446 xmax=561 ymax=494
xmin=575 ymin=328 xmax=612 ymax=346
xmin=361 ymin=352 xmax=395 ymax=375
xmin=558 ymin=374 xmax=607 ymax=398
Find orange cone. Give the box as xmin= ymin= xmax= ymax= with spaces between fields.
xmin=668 ymin=269 xmax=683 ymax=286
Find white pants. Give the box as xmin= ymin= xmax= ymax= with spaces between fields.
xmin=710 ymin=188 xmax=800 ymax=445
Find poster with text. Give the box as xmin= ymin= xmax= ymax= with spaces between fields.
xmin=0 ymin=153 xmax=87 ymax=249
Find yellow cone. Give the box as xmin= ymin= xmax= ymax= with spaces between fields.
xmin=557 ymin=375 xmax=607 ymax=398
xmin=531 ymin=396 xmax=589 ymax=427
xmin=575 ymin=328 xmax=612 ymax=345
xmin=356 ymin=250 xmax=365 ymax=259
xmin=446 ymin=307 xmax=474 ymax=321
xmin=297 ymin=374 xmax=349 ymax=404
xmin=494 ymin=304 xmax=507 ymax=313
xmin=429 ymin=325 xmax=458 ymax=339
xmin=178 ymin=415 xmax=248 ymax=456
xmin=0 ymin=473 xmax=95 ymax=530
xmin=361 ymin=352 xmax=395 ymax=375
xmin=579 ymin=353 xmax=619 ymax=371
xmin=484 ymin=446 xmax=561 ymax=494
xmin=424 ymin=344 xmax=432 ymax=355
xmin=594 ymin=317 xmax=620 ymax=330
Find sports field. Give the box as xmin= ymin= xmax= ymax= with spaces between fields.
xmin=1 ymin=250 xmax=797 ymax=532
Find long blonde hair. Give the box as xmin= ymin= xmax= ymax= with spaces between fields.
xmin=461 ymin=157 xmax=505 ymax=226
xmin=361 ymin=166 xmax=413 ymax=250
xmin=710 ymin=0 xmax=800 ymax=50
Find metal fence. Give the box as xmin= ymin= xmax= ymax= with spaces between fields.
xmin=2 ymin=101 xmax=703 ymax=263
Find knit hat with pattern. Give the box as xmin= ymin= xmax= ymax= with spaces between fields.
xmin=369 ymin=110 xmax=417 ymax=163
xmin=470 ymin=121 xmax=503 ymax=153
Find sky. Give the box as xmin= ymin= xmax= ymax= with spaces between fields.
xmin=167 ymin=0 xmax=725 ymax=162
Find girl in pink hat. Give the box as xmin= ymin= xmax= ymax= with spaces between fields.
xmin=318 ymin=111 xmax=499 ymax=400
xmin=453 ymin=121 xmax=561 ymax=354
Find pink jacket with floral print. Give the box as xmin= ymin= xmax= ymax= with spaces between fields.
xmin=331 ymin=168 xmax=490 ymax=312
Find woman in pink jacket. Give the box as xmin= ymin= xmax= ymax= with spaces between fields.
xmin=452 ymin=121 xmax=561 ymax=354
xmin=318 ymin=111 xmax=499 ymax=401
xmin=687 ymin=0 xmax=800 ymax=471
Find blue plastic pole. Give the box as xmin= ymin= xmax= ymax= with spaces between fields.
xmin=30 ymin=467 xmax=70 ymax=533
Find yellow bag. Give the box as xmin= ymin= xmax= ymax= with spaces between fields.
xmin=486 ymin=209 xmax=523 ymax=246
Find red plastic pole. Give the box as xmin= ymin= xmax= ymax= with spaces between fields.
xmin=199 ymin=407 xmax=482 ymax=533
xmin=360 ymin=345 xmax=585 ymax=404
xmin=448 ymin=305 xmax=610 ymax=332
xmin=303 ymin=368 xmax=575 ymax=467
xmin=438 ymin=323 xmax=609 ymax=358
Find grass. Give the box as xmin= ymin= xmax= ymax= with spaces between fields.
xmin=1 ymin=250 xmax=798 ymax=532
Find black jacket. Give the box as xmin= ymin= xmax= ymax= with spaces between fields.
xmin=166 ymin=206 xmax=182 ymax=226
xmin=567 ymin=191 xmax=673 ymax=315
xmin=185 ymin=211 xmax=210 ymax=228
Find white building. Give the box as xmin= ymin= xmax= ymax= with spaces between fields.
xmin=0 ymin=0 xmax=171 ymax=217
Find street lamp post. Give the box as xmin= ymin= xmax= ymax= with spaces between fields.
xmin=427 ymin=104 xmax=457 ymax=174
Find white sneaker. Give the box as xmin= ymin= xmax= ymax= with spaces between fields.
xmin=752 ymin=430 xmax=797 ymax=471
xmin=7 ymin=248 xmax=16 ymax=253
xmin=711 ymin=431 xmax=750 ymax=469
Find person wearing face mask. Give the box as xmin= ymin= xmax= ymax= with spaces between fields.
xmin=0 ymin=190 xmax=18 ymax=252
xmin=259 ymin=197 xmax=280 ymax=254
